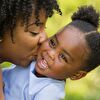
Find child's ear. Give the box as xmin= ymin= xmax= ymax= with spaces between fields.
xmin=69 ymin=71 xmax=87 ymax=80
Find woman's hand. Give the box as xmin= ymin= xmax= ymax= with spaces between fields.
xmin=0 ymin=67 xmax=4 ymax=100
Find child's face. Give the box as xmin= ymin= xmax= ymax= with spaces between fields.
xmin=35 ymin=26 xmax=89 ymax=80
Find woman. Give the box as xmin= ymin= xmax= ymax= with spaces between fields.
xmin=0 ymin=0 xmax=62 ymax=99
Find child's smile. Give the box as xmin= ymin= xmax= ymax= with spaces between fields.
xmin=36 ymin=57 xmax=49 ymax=70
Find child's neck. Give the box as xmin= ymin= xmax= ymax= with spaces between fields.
xmin=34 ymin=70 xmax=46 ymax=78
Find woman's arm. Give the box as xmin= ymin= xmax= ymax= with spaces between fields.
xmin=0 ymin=67 xmax=4 ymax=100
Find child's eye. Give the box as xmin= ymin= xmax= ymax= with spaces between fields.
xmin=49 ymin=38 xmax=56 ymax=48
xmin=29 ymin=31 xmax=39 ymax=36
xmin=59 ymin=53 xmax=68 ymax=63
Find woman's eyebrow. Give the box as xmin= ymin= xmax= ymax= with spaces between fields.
xmin=28 ymin=22 xmax=43 ymax=27
xmin=55 ymin=34 xmax=73 ymax=61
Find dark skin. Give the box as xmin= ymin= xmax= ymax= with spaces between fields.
xmin=0 ymin=9 xmax=47 ymax=66
xmin=35 ymin=25 xmax=89 ymax=80
xmin=0 ymin=9 xmax=47 ymax=100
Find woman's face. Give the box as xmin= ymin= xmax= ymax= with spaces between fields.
xmin=35 ymin=26 xmax=89 ymax=80
xmin=1 ymin=9 xmax=47 ymax=67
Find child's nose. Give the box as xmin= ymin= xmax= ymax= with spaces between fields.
xmin=48 ymin=50 xmax=55 ymax=60
xmin=48 ymin=47 xmax=61 ymax=60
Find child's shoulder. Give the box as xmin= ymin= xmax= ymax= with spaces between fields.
xmin=34 ymin=80 xmax=65 ymax=100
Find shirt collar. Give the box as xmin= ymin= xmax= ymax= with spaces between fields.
xmin=29 ymin=61 xmax=53 ymax=95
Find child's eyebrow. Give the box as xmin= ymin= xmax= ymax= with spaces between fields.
xmin=55 ymin=34 xmax=73 ymax=61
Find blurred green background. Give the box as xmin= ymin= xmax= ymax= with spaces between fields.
xmin=2 ymin=0 xmax=100 ymax=100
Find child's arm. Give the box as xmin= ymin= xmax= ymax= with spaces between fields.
xmin=0 ymin=68 xmax=4 ymax=100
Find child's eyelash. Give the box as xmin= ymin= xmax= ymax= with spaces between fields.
xmin=49 ymin=39 xmax=56 ymax=47
xmin=59 ymin=54 xmax=68 ymax=63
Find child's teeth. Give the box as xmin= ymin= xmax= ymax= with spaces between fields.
xmin=40 ymin=59 xmax=48 ymax=69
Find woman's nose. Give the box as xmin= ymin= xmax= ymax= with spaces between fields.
xmin=39 ymin=31 xmax=48 ymax=44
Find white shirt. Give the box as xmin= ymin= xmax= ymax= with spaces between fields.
xmin=3 ymin=61 xmax=65 ymax=100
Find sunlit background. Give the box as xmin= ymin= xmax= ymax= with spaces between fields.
xmin=2 ymin=0 xmax=100 ymax=100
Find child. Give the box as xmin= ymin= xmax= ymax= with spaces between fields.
xmin=3 ymin=6 xmax=100 ymax=100
xmin=0 ymin=0 xmax=61 ymax=99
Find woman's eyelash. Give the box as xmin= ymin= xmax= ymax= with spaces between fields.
xmin=29 ymin=31 xmax=39 ymax=36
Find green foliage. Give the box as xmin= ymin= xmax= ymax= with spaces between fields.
xmin=1 ymin=62 xmax=11 ymax=68
xmin=64 ymin=68 xmax=100 ymax=100
xmin=46 ymin=0 xmax=100 ymax=36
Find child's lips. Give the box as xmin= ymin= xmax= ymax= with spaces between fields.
xmin=37 ymin=57 xmax=49 ymax=70
xmin=40 ymin=58 xmax=48 ymax=69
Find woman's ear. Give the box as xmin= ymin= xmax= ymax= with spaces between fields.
xmin=69 ymin=71 xmax=87 ymax=80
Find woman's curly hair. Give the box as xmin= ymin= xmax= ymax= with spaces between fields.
xmin=0 ymin=0 xmax=62 ymax=38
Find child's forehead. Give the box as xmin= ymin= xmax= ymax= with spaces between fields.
xmin=56 ymin=26 xmax=88 ymax=62
xmin=57 ymin=26 xmax=83 ymax=40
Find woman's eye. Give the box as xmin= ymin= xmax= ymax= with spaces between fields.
xmin=49 ymin=39 xmax=56 ymax=48
xmin=29 ymin=31 xmax=39 ymax=36
xmin=59 ymin=53 xmax=68 ymax=62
